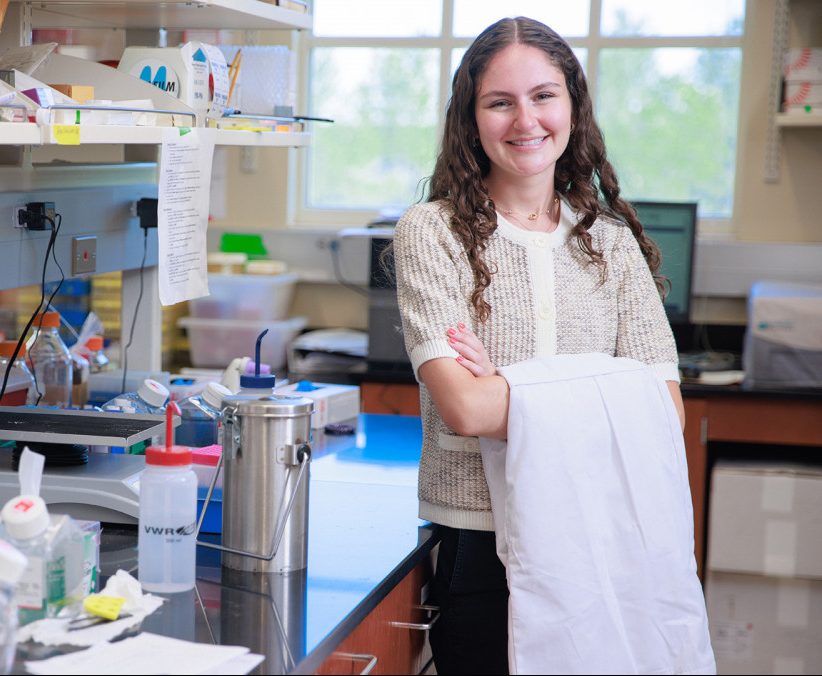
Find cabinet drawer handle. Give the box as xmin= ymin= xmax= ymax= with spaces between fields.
xmin=390 ymin=604 xmax=440 ymax=631
xmin=336 ymin=653 xmax=378 ymax=675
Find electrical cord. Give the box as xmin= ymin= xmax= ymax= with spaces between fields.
xmin=0 ymin=213 xmax=63 ymax=404
xmin=328 ymin=239 xmax=369 ymax=298
xmin=121 ymin=226 xmax=149 ymax=395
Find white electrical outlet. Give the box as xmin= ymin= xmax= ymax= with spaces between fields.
xmin=12 ymin=206 xmax=26 ymax=228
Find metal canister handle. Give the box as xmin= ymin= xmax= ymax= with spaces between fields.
xmin=195 ymin=443 xmax=311 ymax=561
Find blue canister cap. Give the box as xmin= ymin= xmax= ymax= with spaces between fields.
xmin=240 ymin=372 xmax=276 ymax=390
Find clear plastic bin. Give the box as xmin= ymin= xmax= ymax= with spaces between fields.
xmin=178 ymin=316 xmax=307 ymax=369
xmin=189 ymin=273 xmax=298 ymax=321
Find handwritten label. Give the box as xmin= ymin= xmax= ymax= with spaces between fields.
xmin=53 ymin=125 xmax=81 ymax=145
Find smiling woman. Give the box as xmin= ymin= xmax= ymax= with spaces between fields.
xmin=392 ymin=15 xmax=696 ymax=674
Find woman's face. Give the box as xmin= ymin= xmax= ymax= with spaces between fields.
xmin=474 ymin=43 xmax=573 ymax=186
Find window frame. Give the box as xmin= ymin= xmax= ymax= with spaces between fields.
xmin=293 ymin=0 xmax=745 ymax=236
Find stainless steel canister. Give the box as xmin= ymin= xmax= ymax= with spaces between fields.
xmin=221 ymin=394 xmax=314 ymax=573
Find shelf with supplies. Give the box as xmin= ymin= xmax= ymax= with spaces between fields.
xmin=775 ymin=112 xmax=822 ymax=127
xmin=764 ymin=0 xmax=822 ymax=181
xmin=14 ymin=0 xmax=311 ymax=32
xmin=0 ymin=47 xmax=312 ymax=148
xmin=0 ymin=120 xmax=311 ymax=147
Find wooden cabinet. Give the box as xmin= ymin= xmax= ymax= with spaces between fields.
xmin=683 ymin=392 xmax=822 ymax=580
xmin=360 ymin=382 xmax=420 ymax=416
xmin=316 ymin=559 xmax=434 ymax=675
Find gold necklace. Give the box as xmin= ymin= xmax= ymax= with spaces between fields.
xmin=496 ymin=196 xmax=560 ymax=224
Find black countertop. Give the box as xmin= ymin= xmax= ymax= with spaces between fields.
xmin=681 ymin=381 xmax=822 ymax=400
xmin=15 ymin=414 xmax=435 ymax=675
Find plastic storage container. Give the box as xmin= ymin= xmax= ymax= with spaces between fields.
xmin=179 ymin=316 xmax=306 ymax=369
xmin=0 ymin=341 xmax=35 ymax=406
xmin=138 ymin=446 xmax=197 ymax=593
xmin=27 ymin=312 xmax=73 ymax=407
xmin=102 ymin=378 xmax=169 ymax=414
xmin=0 ymin=540 xmax=27 ymax=675
xmin=188 ymin=273 xmax=298 ymax=321
xmin=175 ymin=381 xmax=231 ymax=448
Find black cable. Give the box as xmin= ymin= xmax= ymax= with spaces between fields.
xmin=0 ymin=213 xmax=62 ymax=404
xmin=121 ymin=227 xmax=149 ymax=395
xmin=328 ymin=239 xmax=369 ymax=298
xmin=45 ymin=214 xmax=66 ymax=312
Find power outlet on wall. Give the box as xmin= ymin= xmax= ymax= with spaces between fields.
xmin=12 ymin=206 xmax=26 ymax=229
xmin=71 ymin=235 xmax=97 ymax=275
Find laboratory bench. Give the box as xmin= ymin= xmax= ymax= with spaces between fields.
xmin=14 ymin=414 xmax=438 ymax=676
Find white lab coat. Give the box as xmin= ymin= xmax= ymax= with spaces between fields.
xmin=480 ymin=353 xmax=715 ymax=675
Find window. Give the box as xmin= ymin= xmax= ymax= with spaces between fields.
xmin=299 ymin=0 xmax=745 ymax=227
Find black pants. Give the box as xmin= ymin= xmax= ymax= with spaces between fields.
xmin=429 ymin=526 xmax=509 ymax=675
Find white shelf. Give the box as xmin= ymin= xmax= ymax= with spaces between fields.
xmin=22 ymin=0 xmax=311 ymax=31
xmin=0 ymin=122 xmax=310 ymax=147
xmin=212 ymin=129 xmax=310 ymax=147
xmin=775 ymin=112 xmax=822 ymax=127
xmin=0 ymin=122 xmax=40 ymax=144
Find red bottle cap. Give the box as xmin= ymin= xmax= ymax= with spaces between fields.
xmin=145 ymin=445 xmax=192 ymax=466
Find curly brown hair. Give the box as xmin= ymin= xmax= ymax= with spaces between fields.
xmin=427 ymin=16 xmax=664 ymax=322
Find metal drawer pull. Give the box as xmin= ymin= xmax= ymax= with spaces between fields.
xmin=390 ymin=604 xmax=440 ymax=631
xmin=336 ymin=653 xmax=378 ymax=675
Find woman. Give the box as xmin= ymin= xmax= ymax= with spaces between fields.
xmin=393 ymin=16 xmax=684 ymax=675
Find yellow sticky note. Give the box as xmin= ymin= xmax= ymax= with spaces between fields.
xmin=83 ymin=594 xmax=126 ymax=621
xmin=53 ymin=125 xmax=81 ymax=145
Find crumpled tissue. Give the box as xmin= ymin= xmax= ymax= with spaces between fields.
xmin=17 ymin=570 xmax=166 ymax=647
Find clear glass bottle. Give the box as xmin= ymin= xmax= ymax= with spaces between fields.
xmin=0 ymin=495 xmax=64 ymax=626
xmin=0 ymin=540 xmax=27 ymax=675
xmin=27 ymin=312 xmax=72 ymax=408
xmin=175 ymin=382 xmax=231 ymax=448
xmin=81 ymin=335 xmax=110 ymax=373
xmin=138 ymin=446 xmax=197 ymax=593
xmin=102 ymin=378 xmax=169 ymax=414
xmin=0 ymin=341 xmax=35 ymax=406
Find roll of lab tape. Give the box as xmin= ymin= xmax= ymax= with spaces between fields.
xmin=118 ymin=42 xmax=210 ymax=119
xmin=200 ymin=43 xmax=229 ymax=119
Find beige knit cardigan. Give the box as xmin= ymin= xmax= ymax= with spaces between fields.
xmin=394 ymin=199 xmax=680 ymax=531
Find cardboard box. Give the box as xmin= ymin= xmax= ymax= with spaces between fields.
xmin=708 ymin=463 xmax=822 ymax=578
xmin=706 ymin=571 xmax=822 ymax=675
xmin=49 ymin=84 xmax=95 ymax=103
xmin=784 ymin=48 xmax=822 ymax=83
xmin=274 ymin=381 xmax=360 ymax=429
xmin=783 ymin=82 xmax=822 ymax=112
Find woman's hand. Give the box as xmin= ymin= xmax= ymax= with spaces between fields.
xmin=447 ymin=322 xmax=496 ymax=377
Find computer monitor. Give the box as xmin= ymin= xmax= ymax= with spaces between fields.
xmin=630 ymin=201 xmax=698 ymax=325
